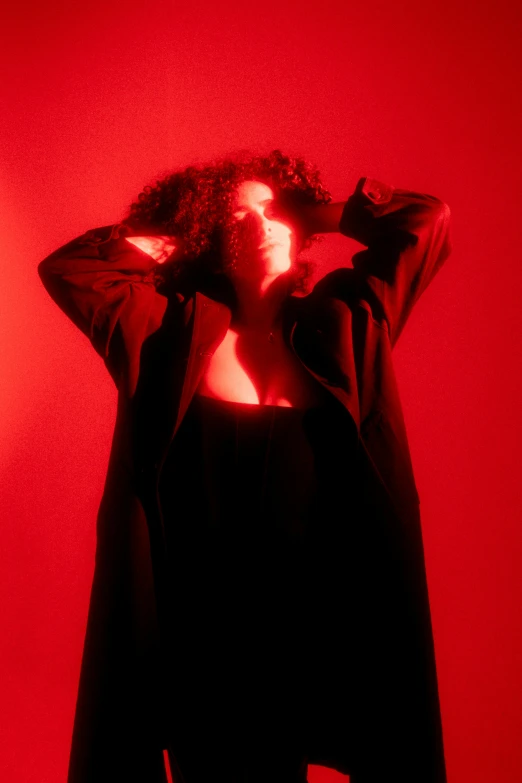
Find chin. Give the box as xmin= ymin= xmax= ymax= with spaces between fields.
xmin=268 ymin=252 xmax=293 ymax=276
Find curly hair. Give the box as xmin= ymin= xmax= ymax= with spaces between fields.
xmin=122 ymin=149 xmax=332 ymax=294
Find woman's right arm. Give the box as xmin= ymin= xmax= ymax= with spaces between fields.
xmin=38 ymin=224 xmax=178 ymax=392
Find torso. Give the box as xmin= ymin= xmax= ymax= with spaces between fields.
xmin=122 ymin=238 xmax=326 ymax=408
xmin=196 ymin=325 xmax=327 ymax=408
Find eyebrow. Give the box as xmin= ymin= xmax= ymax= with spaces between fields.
xmin=235 ymin=198 xmax=274 ymax=210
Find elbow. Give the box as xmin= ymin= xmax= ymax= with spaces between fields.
xmin=424 ymin=197 xmax=451 ymax=225
xmin=434 ymin=201 xmax=452 ymax=260
xmin=38 ymin=256 xmax=63 ymax=298
xmin=436 ymin=199 xmax=451 ymax=225
xmin=38 ymin=258 xmax=52 ymax=285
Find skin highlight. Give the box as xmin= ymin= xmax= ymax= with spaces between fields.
xmin=224 ymin=180 xmax=297 ymax=332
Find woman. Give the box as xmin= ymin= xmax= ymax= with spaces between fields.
xmin=38 ymin=149 xmax=452 ymax=783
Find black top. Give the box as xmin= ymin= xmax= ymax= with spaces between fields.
xmin=161 ymin=395 xmax=315 ymax=540
xmin=157 ymin=393 xmax=362 ymax=778
xmin=159 ymin=391 xmax=360 ymax=541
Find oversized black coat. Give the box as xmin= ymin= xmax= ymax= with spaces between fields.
xmin=39 ymin=176 xmax=452 ymax=783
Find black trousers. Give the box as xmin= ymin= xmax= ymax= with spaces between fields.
xmin=163 ymin=537 xmax=333 ymax=783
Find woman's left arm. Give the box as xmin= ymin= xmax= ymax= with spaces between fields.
xmin=304 ymin=177 xmax=452 ymax=348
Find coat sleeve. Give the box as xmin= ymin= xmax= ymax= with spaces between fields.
xmin=332 ymin=176 xmax=452 ymax=347
xmin=38 ymin=223 xmax=173 ymax=390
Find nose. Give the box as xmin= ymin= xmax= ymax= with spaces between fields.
xmin=251 ymin=210 xmax=272 ymax=232
xmin=240 ymin=211 xmax=273 ymax=246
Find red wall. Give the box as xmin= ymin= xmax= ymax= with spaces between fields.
xmin=2 ymin=1 xmax=521 ymax=781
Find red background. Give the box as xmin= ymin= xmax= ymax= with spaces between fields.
xmin=1 ymin=1 xmax=521 ymax=781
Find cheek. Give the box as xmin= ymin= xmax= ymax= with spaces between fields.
xmin=284 ymin=224 xmax=302 ymax=256
xmin=274 ymin=227 xmax=295 ymax=259
xmin=274 ymin=220 xmax=293 ymax=240
xmin=289 ymin=232 xmax=302 ymax=260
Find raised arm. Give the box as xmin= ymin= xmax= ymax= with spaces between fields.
xmin=308 ymin=176 xmax=452 ymax=347
xmin=38 ymin=224 xmax=177 ymax=391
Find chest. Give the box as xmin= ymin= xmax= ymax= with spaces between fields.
xmin=196 ymin=326 xmax=328 ymax=408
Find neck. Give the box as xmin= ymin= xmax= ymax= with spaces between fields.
xmin=230 ymin=272 xmax=292 ymax=332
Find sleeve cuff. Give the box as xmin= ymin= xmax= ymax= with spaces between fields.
xmin=355 ymin=176 xmax=394 ymax=204
xmin=80 ymin=223 xmax=132 ymax=246
xmin=338 ymin=177 xmax=395 ymax=242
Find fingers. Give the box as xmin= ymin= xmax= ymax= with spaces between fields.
xmin=125 ymin=236 xmax=178 ymax=263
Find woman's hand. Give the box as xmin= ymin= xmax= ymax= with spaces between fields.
xmin=125 ymin=235 xmax=179 ymax=264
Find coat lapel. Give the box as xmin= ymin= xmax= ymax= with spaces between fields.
xmin=173 ymin=291 xmax=232 ymax=436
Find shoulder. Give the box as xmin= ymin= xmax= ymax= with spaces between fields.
xmin=310 ymin=266 xmax=388 ymax=332
xmin=311 ymin=266 xmax=360 ymax=300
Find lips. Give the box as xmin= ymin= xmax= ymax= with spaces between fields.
xmin=259 ymin=240 xmax=283 ymax=250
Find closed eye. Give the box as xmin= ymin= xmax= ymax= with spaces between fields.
xmin=233 ymin=199 xmax=276 ymax=221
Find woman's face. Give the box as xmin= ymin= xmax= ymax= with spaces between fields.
xmin=222 ymin=180 xmax=298 ymax=282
